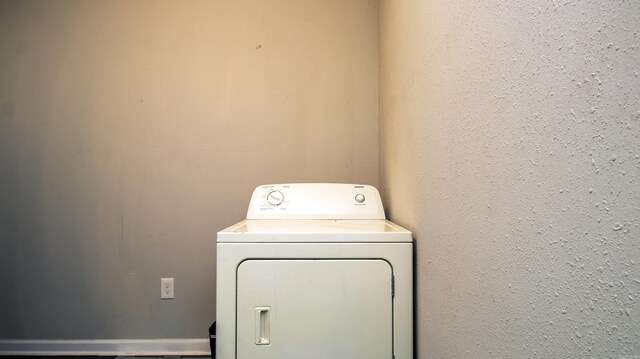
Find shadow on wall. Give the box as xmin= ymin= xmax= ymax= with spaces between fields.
xmin=0 ymin=98 xmax=47 ymax=337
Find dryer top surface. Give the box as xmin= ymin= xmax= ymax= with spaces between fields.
xmin=217 ymin=219 xmax=412 ymax=243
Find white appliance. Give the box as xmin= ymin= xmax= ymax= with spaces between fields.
xmin=216 ymin=183 xmax=413 ymax=359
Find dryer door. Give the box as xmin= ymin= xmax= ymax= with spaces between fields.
xmin=236 ymin=259 xmax=393 ymax=359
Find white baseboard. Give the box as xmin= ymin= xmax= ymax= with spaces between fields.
xmin=0 ymin=338 xmax=211 ymax=356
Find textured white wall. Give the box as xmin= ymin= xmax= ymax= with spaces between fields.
xmin=380 ymin=1 xmax=639 ymax=358
xmin=0 ymin=0 xmax=378 ymax=339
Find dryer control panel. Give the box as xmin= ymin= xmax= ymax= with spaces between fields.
xmin=246 ymin=183 xmax=385 ymax=220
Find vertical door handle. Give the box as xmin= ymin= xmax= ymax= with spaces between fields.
xmin=255 ymin=307 xmax=270 ymax=345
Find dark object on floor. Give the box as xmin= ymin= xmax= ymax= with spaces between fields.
xmin=209 ymin=321 xmax=216 ymax=358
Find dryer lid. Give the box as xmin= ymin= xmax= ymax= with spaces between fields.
xmin=217 ymin=219 xmax=411 ymax=243
xmin=246 ymin=183 xmax=385 ymax=220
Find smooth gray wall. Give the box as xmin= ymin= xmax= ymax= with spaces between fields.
xmin=380 ymin=0 xmax=639 ymax=358
xmin=0 ymin=0 xmax=379 ymax=339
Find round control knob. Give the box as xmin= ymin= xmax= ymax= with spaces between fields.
xmin=266 ymin=190 xmax=285 ymax=206
xmin=355 ymin=193 xmax=365 ymax=203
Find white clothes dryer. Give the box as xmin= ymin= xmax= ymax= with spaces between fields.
xmin=216 ymin=183 xmax=412 ymax=359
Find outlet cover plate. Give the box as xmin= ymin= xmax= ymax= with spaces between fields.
xmin=161 ymin=278 xmax=174 ymax=299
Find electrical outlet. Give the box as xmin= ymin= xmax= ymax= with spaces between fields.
xmin=161 ymin=278 xmax=174 ymax=299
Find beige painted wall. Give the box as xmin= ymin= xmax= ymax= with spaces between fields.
xmin=380 ymin=0 xmax=639 ymax=357
xmin=0 ymin=0 xmax=379 ymax=338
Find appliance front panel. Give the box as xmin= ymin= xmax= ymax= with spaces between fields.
xmin=236 ymin=259 xmax=393 ymax=359
xmin=215 ymin=242 xmax=413 ymax=359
